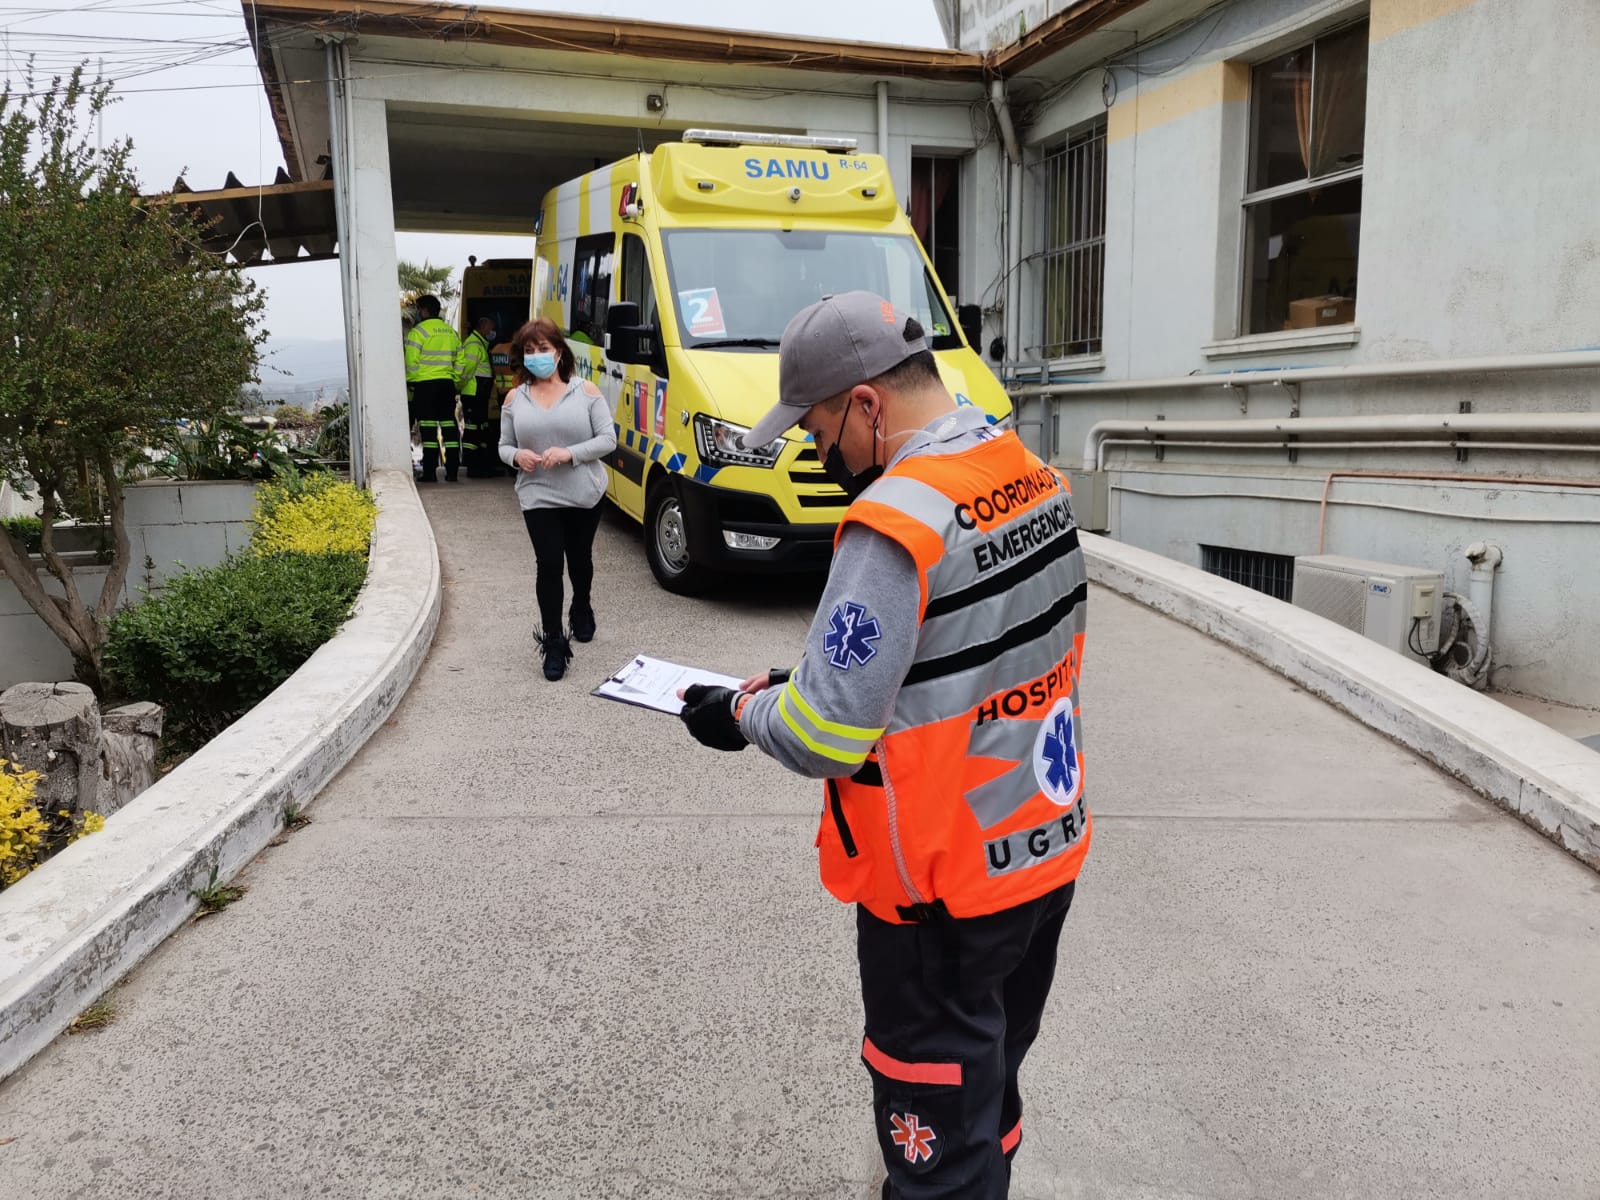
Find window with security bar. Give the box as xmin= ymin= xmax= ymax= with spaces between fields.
xmin=1200 ymin=545 xmax=1296 ymax=602
xmin=1035 ymin=120 xmax=1106 ymax=359
xmin=1241 ymin=20 xmax=1369 ymax=335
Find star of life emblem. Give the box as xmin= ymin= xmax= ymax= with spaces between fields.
xmin=823 ymin=600 xmax=882 ymax=670
xmin=1033 ymin=696 xmax=1082 ymax=809
xmin=889 ymin=1111 xmax=938 ymax=1164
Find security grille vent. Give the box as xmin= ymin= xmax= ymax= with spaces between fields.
xmin=1200 ymin=545 xmax=1296 ymax=603
xmin=1289 ymin=563 xmax=1369 ymax=633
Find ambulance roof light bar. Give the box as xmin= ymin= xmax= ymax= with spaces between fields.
xmin=682 ymin=129 xmax=860 ymax=155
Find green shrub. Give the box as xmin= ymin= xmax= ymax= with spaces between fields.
xmin=0 ymin=514 xmax=41 ymax=553
xmin=105 ymin=552 xmax=367 ymax=751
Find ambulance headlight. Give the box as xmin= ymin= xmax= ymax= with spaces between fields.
xmin=694 ymin=414 xmax=783 ymax=468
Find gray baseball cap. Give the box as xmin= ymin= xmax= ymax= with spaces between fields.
xmin=739 ymin=291 xmax=928 ymax=449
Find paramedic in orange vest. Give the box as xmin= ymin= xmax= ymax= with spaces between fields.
xmin=679 ymin=291 xmax=1091 ymax=1199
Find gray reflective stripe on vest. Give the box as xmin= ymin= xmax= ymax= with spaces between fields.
xmin=853 ymin=475 xmax=952 ymax=551
xmin=983 ymin=800 xmax=1088 ymax=878
xmin=923 ymin=477 xmax=1072 ymax=601
xmin=889 ymin=615 xmax=1080 ymax=730
xmin=915 ymin=527 xmax=1087 ymax=663
xmin=965 ymin=715 xmax=1046 ymax=827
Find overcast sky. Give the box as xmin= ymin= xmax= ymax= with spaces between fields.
xmin=0 ymin=0 xmax=946 ymax=363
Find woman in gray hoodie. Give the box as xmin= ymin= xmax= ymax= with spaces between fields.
xmin=498 ymin=317 xmax=617 ymax=680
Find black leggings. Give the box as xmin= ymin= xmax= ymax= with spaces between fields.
xmin=522 ymin=503 xmax=605 ymax=634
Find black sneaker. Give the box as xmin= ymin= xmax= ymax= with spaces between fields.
xmin=569 ymin=602 xmax=596 ymax=643
xmin=535 ymin=630 xmax=572 ymax=681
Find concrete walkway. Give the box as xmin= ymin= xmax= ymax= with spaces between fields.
xmin=2 ymin=477 xmax=1597 ymax=1199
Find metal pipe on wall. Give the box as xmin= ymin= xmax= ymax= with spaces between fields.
xmin=876 ymin=80 xmax=889 ymax=158
xmin=1314 ymin=470 xmax=1600 ymax=553
xmin=1013 ymin=348 xmax=1600 ymax=400
xmin=1085 ymin=412 xmax=1600 ymax=470
xmin=324 ymin=38 xmax=365 ymax=485
xmin=988 ymin=79 xmax=1023 ymax=371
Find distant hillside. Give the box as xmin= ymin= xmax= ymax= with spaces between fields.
xmin=257 ymin=338 xmax=348 ymax=387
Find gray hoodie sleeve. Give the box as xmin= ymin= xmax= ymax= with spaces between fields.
xmin=498 ymin=395 xmax=519 ymax=468
xmin=737 ymin=522 xmax=921 ymax=778
xmin=567 ymin=388 xmax=618 ymax=464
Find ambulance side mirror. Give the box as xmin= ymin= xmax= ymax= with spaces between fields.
xmin=958 ymin=304 xmax=982 ymax=349
xmin=605 ymin=301 xmax=666 ymax=375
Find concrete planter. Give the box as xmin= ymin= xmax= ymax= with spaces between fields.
xmin=0 ymin=480 xmax=259 ymax=688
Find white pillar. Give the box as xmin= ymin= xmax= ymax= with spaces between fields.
xmin=345 ymin=95 xmax=410 ymax=473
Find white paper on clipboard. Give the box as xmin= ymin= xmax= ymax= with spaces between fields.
xmin=593 ymin=654 xmax=745 ymax=716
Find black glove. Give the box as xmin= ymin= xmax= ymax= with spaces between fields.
xmin=680 ymin=684 xmax=748 ymax=752
xmin=768 ymin=668 xmax=791 ymax=686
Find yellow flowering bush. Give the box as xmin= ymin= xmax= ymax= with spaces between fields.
xmin=0 ymin=762 xmax=103 ymax=890
xmin=0 ymin=760 xmax=47 ymax=887
xmin=252 ymin=475 xmax=376 ymax=558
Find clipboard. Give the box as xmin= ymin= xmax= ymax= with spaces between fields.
xmin=593 ymin=654 xmax=745 ymax=716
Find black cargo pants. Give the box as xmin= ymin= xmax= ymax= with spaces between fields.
xmin=858 ymin=880 xmax=1076 ymax=1199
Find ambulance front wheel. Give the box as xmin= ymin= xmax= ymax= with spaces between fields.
xmin=646 ymin=479 xmax=713 ymax=595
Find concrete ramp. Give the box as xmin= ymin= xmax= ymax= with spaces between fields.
xmin=0 ymin=479 xmax=1595 ymax=1199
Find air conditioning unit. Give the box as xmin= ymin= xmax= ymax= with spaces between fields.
xmin=1292 ymin=555 xmax=1444 ymax=661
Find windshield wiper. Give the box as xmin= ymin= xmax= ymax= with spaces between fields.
xmin=691 ymin=338 xmax=781 ymax=350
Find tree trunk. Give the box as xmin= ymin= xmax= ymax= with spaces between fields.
xmin=88 ymin=450 xmax=133 ymax=687
xmin=0 ymin=469 xmax=122 ymax=694
xmin=0 ymin=681 xmax=102 ymax=814
xmin=0 ymin=517 xmax=90 ymax=666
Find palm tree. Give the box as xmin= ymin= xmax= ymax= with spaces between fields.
xmin=398 ymin=260 xmax=459 ymax=316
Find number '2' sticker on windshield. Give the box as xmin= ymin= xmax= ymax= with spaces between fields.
xmin=678 ymin=287 xmax=728 ymax=338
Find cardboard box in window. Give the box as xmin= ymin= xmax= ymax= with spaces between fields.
xmin=1285 ymin=295 xmax=1355 ymax=330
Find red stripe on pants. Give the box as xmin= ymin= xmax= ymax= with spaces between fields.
xmin=861 ymin=1036 xmax=964 ymax=1087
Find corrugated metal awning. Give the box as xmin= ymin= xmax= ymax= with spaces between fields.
xmin=152 ymin=168 xmax=338 ymax=267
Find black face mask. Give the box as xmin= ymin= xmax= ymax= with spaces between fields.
xmin=821 ymin=401 xmax=883 ymax=501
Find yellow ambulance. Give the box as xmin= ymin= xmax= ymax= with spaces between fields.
xmin=457 ymin=257 xmax=532 ymax=418
xmin=533 ymin=129 xmax=1012 ymax=593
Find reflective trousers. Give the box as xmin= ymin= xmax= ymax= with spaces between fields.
xmin=858 ymin=881 xmax=1076 ymax=1199
xmin=461 ymin=389 xmax=494 ymax=477
xmin=413 ymin=379 xmax=458 ymax=481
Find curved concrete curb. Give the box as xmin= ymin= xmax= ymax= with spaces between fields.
xmin=0 ymin=469 xmax=440 ymax=1080
xmin=1082 ymin=532 xmax=1600 ymax=870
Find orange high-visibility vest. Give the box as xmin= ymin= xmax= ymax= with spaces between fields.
xmin=818 ymin=429 xmax=1091 ymax=923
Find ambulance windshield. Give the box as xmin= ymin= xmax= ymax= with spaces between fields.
xmin=661 ymin=229 xmax=959 ymax=351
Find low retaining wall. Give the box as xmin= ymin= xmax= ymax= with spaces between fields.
xmin=0 ymin=469 xmax=440 ymax=1080
xmin=0 ymin=480 xmax=259 ymax=689
xmin=1082 ymin=532 xmax=1600 ymax=869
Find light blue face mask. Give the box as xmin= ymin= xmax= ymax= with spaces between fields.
xmin=524 ymin=352 xmax=558 ymax=379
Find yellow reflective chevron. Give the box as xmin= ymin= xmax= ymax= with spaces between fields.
xmin=778 ymin=682 xmax=883 ymax=766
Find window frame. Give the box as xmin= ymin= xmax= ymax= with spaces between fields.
xmin=908 ymin=152 xmax=964 ymax=305
xmin=1034 ymin=117 xmax=1108 ymax=364
xmin=1237 ymin=18 xmax=1370 ymax=338
xmin=569 ymin=230 xmax=615 ymax=345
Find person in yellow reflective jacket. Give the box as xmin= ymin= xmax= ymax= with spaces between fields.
xmin=457 ymin=316 xmax=496 ymax=478
xmin=404 ymin=295 xmax=462 ymax=483
xmin=489 ymin=333 xmax=520 ymax=477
